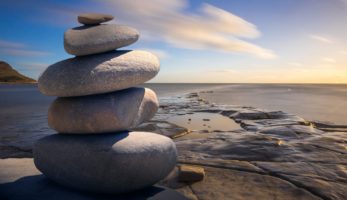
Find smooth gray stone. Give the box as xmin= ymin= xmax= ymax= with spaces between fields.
xmin=33 ymin=132 xmax=177 ymax=194
xmin=48 ymin=87 xmax=158 ymax=134
xmin=64 ymin=24 xmax=139 ymax=56
xmin=77 ymin=13 xmax=114 ymax=25
xmin=38 ymin=50 xmax=160 ymax=97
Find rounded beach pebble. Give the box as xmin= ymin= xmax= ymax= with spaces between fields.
xmin=77 ymin=13 xmax=114 ymax=25
xmin=33 ymin=131 xmax=177 ymax=194
xmin=38 ymin=50 xmax=160 ymax=97
xmin=64 ymin=24 xmax=139 ymax=56
xmin=48 ymin=87 xmax=158 ymax=133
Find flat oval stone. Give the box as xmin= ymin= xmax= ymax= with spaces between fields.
xmin=77 ymin=13 xmax=114 ymax=25
xmin=48 ymin=87 xmax=158 ymax=134
xmin=33 ymin=132 xmax=177 ymax=194
xmin=64 ymin=24 xmax=139 ymax=56
xmin=38 ymin=50 xmax=159 ymax=97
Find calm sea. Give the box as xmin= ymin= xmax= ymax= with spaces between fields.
xmin=0 ymin=83 xmax=346 ymax=147
xmin=0 ymin=83 xmax=226 ymax=149
xmin=199 ymin=84 xmax=347 ymax=125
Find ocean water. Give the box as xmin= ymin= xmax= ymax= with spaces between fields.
xmin=0 ymin=83 xmax=346 ymax=147
xmin=199 ymin=84 xmax=347 ymax=125
xmin=0 ymin=83 xmax=225 ymax=149
xmin=168 ymin=112 xmax=241 ymax=132
xmin=0 ymin=83 xmax=225 ymax=117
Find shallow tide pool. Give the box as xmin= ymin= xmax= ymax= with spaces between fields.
xmin=168 ymin=112 xmax=240 ymax=132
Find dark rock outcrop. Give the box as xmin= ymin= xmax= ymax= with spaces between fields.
xmin=0 ymin=61 xmax=36 ymax=83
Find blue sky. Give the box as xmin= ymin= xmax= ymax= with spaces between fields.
xmin=1 ymin=0 xmax=347 ymax=83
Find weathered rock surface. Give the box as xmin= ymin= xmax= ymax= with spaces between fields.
xmin=2 ymin=91 xmax=347 ymax=199
xmin=33 ymin=132 xmax=177 ymax=194
xmin=160 ymin=166 xmax=320 ymax=200
xmin=0 ymin=158 xmax=41 ymax=184
xmin=38 ymin=50 xmax=160 ymax=97
xmin=0 ymin=158 xmax=188 ymax=200
xmin=178 ymin=165 xmax=205 ymax=182
xmin=48 ymin=87 xmax=158 ymax=133
xmin=77 ymin=13 xmax=114 ymax=25
xmin=64 ymin=24 xmax=139 ymax=56
xmin=155 ymin=93 xmax=347 ymax=200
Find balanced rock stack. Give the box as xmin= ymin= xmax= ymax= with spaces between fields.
xmin=34 ymin=13 xmax=177 ymax=194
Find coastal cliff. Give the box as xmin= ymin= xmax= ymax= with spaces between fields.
xmin=0 ymin=61 xmax=36 ymax=83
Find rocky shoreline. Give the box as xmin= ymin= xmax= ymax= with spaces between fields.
xmin=1 ymin=90 xmax=347 ymax=199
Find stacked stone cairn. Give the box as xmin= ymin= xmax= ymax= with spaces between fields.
xmin=34 ymin=13 xmax=177 ymax=194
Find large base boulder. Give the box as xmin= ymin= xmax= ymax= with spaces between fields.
xmin=33 ymin=132 xmax=177 ymax=194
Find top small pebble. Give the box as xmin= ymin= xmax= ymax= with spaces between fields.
xmin=78 ymin=13 xmax=114 ymax=25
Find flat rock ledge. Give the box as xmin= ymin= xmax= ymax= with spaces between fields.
xmin=0 ymin=158 xmax=188 ymax=200
xmin=155 ymin=92 xmax=347 ymax=200
xmin=1 ymin=91 xmax=347 ymax=199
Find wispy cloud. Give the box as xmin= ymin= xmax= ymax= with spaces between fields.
xmin=321 ymin=57 xmax=336 ymax=63
xmin=338 ymin=0 xmax=347 ymax=5
xmin=102 ymin=0 xmax=276 ymax=59
xmin=0 ymin=39 xmax=50 ymax=57
xmin=339 ymin=50 xmax=347 ymax=55
xmin=3 ymin=0 xmax=275 ymax=59
xmin=0 ymin=49 xmax=50 ymax=57
xmin=0 ymin=40 xmax=26 ymax=49
xmin=309 ymin=34 xmax=333 ymax=44
xmin=288 ymin=62 xmax=303 ymax=67
xmin=140 ymin=48 xmax=169 ymax=59
xmin=17 ymin=62 xmax=49 ymax=70
xmin=206 ymin=69 xmax=237 ymax=73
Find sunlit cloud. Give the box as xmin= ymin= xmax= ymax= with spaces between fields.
xmin=155 ymin=69 xmax=238 ymax=83
xmin=154 ymin=67 xmax=347 ymax=83
xmin=288 ymin=62 xmax=303 ymax=67
xmin=206 ymin=69 xmax=237 ymax=73
xmin=309 ymin=34 xmax=333 ymax=44
xmin=140 ymin=48 xmax=169 ymax=59
xmin=102 ymin=0 xmax=276 ymax=59
xmin=5 ymin=0 xmax=275 ymax=59
xmin=0 ymin=39 xmax=50 ymax=57
xmin=321 ymin=57 xmax=336 ymax=63
xmin=213 ymin=69 xmax=236 ymax=73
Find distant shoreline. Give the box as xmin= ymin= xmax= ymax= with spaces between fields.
xmin=0 ymin=82 xmax=37 ymax=85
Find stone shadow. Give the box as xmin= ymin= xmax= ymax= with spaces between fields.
xmin=0 ymin=175 xmax=188 ymax=200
